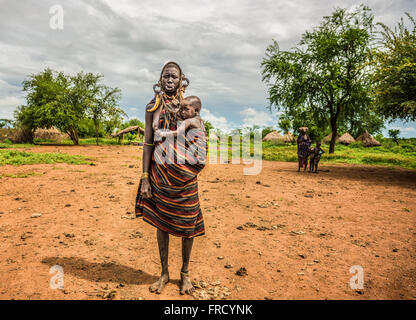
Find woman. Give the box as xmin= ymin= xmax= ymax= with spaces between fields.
xmin=297 ymin=127 xmax=311 ymax=172
xmin=135 ymin=61 xmax=207 ymax=296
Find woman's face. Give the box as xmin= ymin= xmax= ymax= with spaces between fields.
xmin=161 ymin=66 xmax=180 ymax=93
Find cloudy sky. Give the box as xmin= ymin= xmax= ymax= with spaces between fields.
xmin=0 ymin=0 xmax=415 ymax=136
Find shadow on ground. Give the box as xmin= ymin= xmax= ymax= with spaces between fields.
xmin=42 ymin=256 xmax=159 ymax=285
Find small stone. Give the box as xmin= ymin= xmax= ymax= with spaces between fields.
xmin=217 ymin=256 xmax=224 ymax=260
xmin=31 ymin=214 xmax=42 ymax=218
xmin=256 ymin=181 xmax=261 ymax=184
xmin=236 ymin=267 xmax=247 ymax=276
xmin=392 ymin=248 xmax=398 ymax=252
xmin=297 ymin=272 xmax=304 ymax=276
xmin=313 ymin=260 xmax=320 ymax=263
xmin=224 ymin=264 xmax=233 ymax=269
xmin=65 ymin=204 xmax=71 ymax=207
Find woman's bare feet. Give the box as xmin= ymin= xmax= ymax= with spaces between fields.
xmin=149 ymin=273 xmax=169 ymax=294
xmin=180 ymin=272 xmax=194 ymax=295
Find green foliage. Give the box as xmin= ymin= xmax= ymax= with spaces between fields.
xmin=262 ymin=6 xmax=382 ymax=153
xmin=78 ymin=118 xmax=106 ymax=138
xmin=388 ymin=129 xmax=400 ymax=144
xmin=203 ymin=120 xmax=214 ymax=135
xmin=373 ymin=13 xmax=416 ymax=121
xmin=120 ymin=118 xmax=145 ymax=130
xmin=16 ymin=68 xmax=125 ymax=145
xmin=278 ymin=118 xmax=291 ymax=134
xmin=0 ymin=119 xmax=13 ymax=129
xmin=0 ymin=150 xmax=93 ymax=166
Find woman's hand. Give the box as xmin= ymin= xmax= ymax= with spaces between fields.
xmin=140 ymin=178 xmax=152 ymax=198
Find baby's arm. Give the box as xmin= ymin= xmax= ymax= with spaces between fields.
xmin=183 ymin=116 xmax=202 ymax=130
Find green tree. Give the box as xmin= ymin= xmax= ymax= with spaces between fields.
xmin=18 ymin=68 xmax=125 ymax=145
xmin=262 ymin=6 xmax=376 ymax=153
xmin=388 ymin=129 xmax=400 ymax=145
xmin=20 ymin=68 xmax=84 ymax=144
xmin=277 ymin=117 xmax=292 ymax=135
xmin=373 ymin=13 xmax=416 ymax=121
xmin=203 ymin=120 xmax=214 ymax=135
xmin=0 ymin=119 xmax=13 ymax=128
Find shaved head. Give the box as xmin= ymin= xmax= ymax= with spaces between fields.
xmin=184 ymin=96 xmax=201 ymax=113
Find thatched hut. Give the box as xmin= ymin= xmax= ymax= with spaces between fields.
xmin=111 ymin=125 xmax=145 ymax=144
xmin=282 ymin=132 xmax=295 ymax=143
xmin=356 ymin=130 xmax=381 ymax=147
xmin=323 ymin=133 xmax=340 ymax=144
xmin=338 ymin=132 xmax=355 ymax=145
xmin=263 ymin=131 xmax=285 ymax=144
xmin=34 ymin=127 xmax=68 ymax=142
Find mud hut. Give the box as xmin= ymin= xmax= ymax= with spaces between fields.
xmin=111 ymin=125 xmax=145 ymax=144
xmin=323 ymin=133 xmax=340 ymax=144
xmin=338 ymin=132 xmax=355 ymax=145
xmin=356 ymin=130 xmax=381 ymax=147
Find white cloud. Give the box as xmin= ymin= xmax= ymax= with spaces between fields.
xmin=240 ymin=107 xmax=275 ymax=128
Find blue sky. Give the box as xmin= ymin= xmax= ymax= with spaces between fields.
xmin=0 ymin=0 xmax=415 ymax=137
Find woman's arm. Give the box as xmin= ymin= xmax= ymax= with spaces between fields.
xmin=140 ymin=107 xmax=155 ymax=198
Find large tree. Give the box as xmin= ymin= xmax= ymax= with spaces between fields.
xmin=372 ymin=13 xmax=416 ymax=121
xmin=262 ymin=6 xmax=378 ymax=153
xmin=18 ymin=68 xmax=124 ymax=145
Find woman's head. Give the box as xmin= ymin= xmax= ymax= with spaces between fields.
xmin=160 ymin=62 xmax=182 ymax=94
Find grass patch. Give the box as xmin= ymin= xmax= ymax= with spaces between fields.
xmin=261 ymin=141 xmax=416 ymax=169
xmin=0 ymin=150 xmax=94 ymax=166
xmin=1 ymin=172 xmax=44 ymax=178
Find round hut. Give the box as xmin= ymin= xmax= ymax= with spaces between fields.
xmin=263 ymin=131 xmax=285 ymax=144
xmin=356 ymin=130 xmax=381 ymax=147
xmin=338 ymin=132 xmax=355 ymax=145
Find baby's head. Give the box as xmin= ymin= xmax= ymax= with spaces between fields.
xmin=180 ymin=96 xmax=201 ymax=119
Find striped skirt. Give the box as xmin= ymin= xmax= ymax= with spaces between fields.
xmin=135 ymin=129 xmax=207 ymax=238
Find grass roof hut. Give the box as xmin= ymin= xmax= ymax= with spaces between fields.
xmin=111 ymin=125 xmax=145 ymax=144
xmin=282 ymin=132 xmax=295 ymax=143
xmin=263 ymin=131 xmax=285 ymax=144
xmin=338 ymin=132 xmax=355 ymax=145
xmin=356 ymin=130 xmax=381 ymax=147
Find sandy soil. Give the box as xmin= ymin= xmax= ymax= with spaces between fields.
xmin=0 ymin=145 xmax=415 ymax=300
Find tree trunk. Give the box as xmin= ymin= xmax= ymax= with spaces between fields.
xmin=94 ymin=118 xmax=99 ymax=146
xmin=329 ymin=118 xmax=337 ymax=154
xmin=67 ymin=127 xmax=79 ymax=145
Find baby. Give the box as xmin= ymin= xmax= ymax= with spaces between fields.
xmin=153 ymin=96 xmax=204 ymax=141
xmin=309 ymin=141 xmax=325 ymax=173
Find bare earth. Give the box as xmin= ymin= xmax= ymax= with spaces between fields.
xmin=0 ymin=145 xmax=415 ymax=300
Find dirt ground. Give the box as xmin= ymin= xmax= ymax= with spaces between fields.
xmin=0 ymin=145 xmax=415 ymax=300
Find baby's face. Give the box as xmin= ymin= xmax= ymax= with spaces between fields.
xmin=179 ymin=100 xmax=196 ymax=119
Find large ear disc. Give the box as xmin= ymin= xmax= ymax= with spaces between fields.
xmin=182 ymin=77 xmax=190 ymax=89
xmin=153 ymin=83 xmax=162 ymax=94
